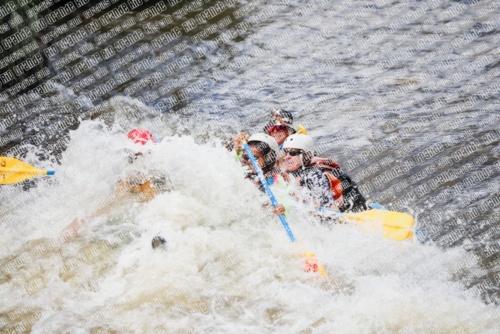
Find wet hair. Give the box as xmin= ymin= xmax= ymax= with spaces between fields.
xmin=247 ymin=140 xmax=277 ymax=174
xmin=249 ymin=140 xmax=271 ymax=155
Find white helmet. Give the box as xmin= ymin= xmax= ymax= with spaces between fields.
xmin=248 ymin=133 xmax=279 ymax=154
xmin=282 ymin=134 xmax=314 ymax=154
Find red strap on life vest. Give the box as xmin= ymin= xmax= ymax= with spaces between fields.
xmin=311 ymin=157 xmax=341 ymax=170
xmin=324 ymin=172 xmax=344 ymax=207
xmin=312 ymin=157 xmax=344 ymax=207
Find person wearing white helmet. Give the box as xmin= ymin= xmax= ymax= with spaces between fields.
xmin=240 ymin=133 xmax=280 ymax=187
xmin=282 ymin=134 xmax=368 ymax=213
xmin=240 ymin=133 xmax=295 ymax=217
xmin=280 ymin=134 xmax=336 ymax=210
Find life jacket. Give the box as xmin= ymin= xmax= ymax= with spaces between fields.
xmin=311 ymin=157 xmax=367 ymax=212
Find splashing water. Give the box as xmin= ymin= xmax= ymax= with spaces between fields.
xmin=1 ymin=118 xmax=498 ymax=333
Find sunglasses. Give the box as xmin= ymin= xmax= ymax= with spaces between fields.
xmin=284 ymin=149 xmax=303 ymax=156
xmin=267 ymin=125 xmax=287 ymax=132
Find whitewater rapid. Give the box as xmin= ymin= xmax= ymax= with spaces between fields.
xmin=1 ymin=116 xmax=498 ymax=333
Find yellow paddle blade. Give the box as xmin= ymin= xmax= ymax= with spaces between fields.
xmin=1 ymin=156 xmax=35 ymax=169
xmin=343 ymin=209 xmax=415 ymax=241
xmin=294 ymin=243 xmax=328 ymax=278
xmin=296 ymin=124 xmax=308 ymax=135
xmin=0 ymin=156 xmax=54 ymax=185
xmin=303 ymin=250 xmax=328 ymax=278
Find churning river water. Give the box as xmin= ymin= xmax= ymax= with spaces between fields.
xmin=1 ymin=0 xmax=500 ymax=332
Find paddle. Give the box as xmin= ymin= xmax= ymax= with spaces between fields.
xmin=0 ymin=157 xmax=55 ymax=185
xmin=320 ymin=207 xmax=415 ymax=241
xmin=243 ymin=143 xmax=328 ymax=278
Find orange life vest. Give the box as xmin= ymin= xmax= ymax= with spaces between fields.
xmin=317 ymin=158 xmax=367 ymax=212
xmin=312 ymin=157 xmax=345 ymax=207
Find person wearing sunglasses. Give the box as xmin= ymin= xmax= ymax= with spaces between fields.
xmin=279 ymin=134 xmax=337 ymax=212
xmin=263 ymin=109 xmax=298 ymax=148
xmin=282 ymin=134 xmax=368 ymax=214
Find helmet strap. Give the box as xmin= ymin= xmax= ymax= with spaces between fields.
xmin=300 ymin=153 xmax=305 ymax=170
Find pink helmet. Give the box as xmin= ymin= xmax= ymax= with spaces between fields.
xmin=127 ymin=129 xmax=157 ymax=145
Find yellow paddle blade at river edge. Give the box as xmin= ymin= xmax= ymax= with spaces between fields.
xmin=343 ymin=209 xmax=415 ymax=241
xmin=0 ymin=157 xmax=55 ymax=185
xmin=294 ymin=243 xmax=328 ymax=278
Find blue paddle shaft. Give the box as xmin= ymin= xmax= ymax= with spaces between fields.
xmin=243 ymin=144 xmax=296 ymax=242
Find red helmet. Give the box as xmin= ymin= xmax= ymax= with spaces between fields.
xmin=127 ymin=129 xmax=156 ymax=145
